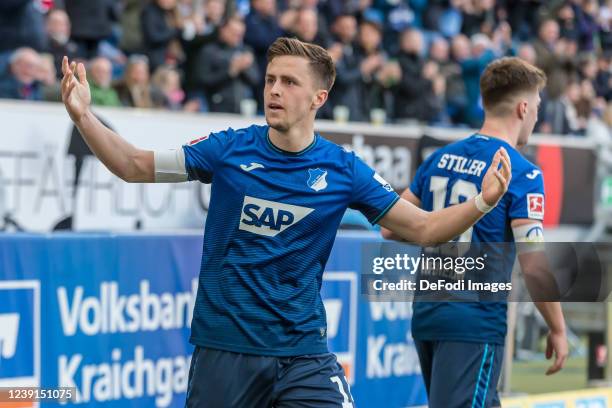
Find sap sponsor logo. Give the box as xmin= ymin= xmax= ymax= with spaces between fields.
xmin=321 ymin=272 xmax=357 ymax=384
xmin=0 ymin=280 xmax=40 ymax=399
xmin=342 ymin=134 xmax=411 ymax=188
xmin=59 ymin=346 xmax=190 ymax=407
xmin=307 ymin=169 xmax=328 ymax=192
xmin=527 ymin=193 xmax=545 ymax=220
xmin=239 ymin=196 xmax=313 ymax=237
xmin=57 ymin=279 xmax=198 ymax=336
xmin=366 ymin=332 xmax=421 ymax=379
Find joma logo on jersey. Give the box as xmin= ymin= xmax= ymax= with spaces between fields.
xmin=239 ymin=196 xmax=314 ymax=237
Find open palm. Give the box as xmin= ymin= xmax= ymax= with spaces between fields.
xmin=61 ymin=56 xmax=91 ymax=122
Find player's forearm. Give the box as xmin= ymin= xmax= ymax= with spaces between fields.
xmin=74 ymin=110 xmax=154 ymax=182
xmin=534 ymin=301 xmax=566 ymax=334
xmin=421 ymin=197 xmax=484 ymax=245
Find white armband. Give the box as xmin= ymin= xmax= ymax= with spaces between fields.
xmin=154 ymin=149 xmax=188 ymax=182
xmin=513 ymin=222 xmax=545 ymax=254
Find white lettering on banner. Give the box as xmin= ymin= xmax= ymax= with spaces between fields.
xmin=342 ymin=134 xmax=411 ymax=188
xmin=59 ymin=346 xmax=190 ymax=407
xmin=57 ymin=279 xmax=198 ymax=336
xmin=369 ymin=302 xmax=412 ymax=322
xmin=366 ymin=333 xmax=421 ymax=378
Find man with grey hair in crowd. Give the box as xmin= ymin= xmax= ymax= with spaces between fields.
xmin=0 ymin=47 xmax=43 ymax=101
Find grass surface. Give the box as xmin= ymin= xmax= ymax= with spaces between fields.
xmin=510 ymin=356 xmax=588 ymax=394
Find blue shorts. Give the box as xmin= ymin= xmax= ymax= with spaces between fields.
xmin=415 ymin=340 xmax=504 ymax=408
xmin=185 ymin=347 xmax=354 ymax=407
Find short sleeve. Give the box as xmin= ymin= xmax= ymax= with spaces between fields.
xmin=349 ymin=154 xmax=400 ymax=224
xmin=508 ymin=166 xmax=545 ymax=221
xmin=409 ymin=152 xmax=438 ymax=199
xmin=182 ymin=129 xmax=233 ymax=183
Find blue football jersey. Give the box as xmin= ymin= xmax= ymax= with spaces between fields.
xmin=183 ymin=124 xmax=399 ymax=356
xmin=410 ymin=134 xmax=545 ymax=345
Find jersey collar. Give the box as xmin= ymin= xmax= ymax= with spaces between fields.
xmin=265 ymin=129 xmax=318 ymax=156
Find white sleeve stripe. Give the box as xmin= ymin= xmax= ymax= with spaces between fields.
xmin=154 ymin=149 xmax=188 ymax=183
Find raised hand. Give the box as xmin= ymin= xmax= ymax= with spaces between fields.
xmin=481 ymin=147 xmax=512 ymax=206
xmin=61 ymin=56 xmax=91 ymax=123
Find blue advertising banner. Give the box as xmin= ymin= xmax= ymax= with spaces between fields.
xmin=0 ymin=232 xmax=426 ymax=408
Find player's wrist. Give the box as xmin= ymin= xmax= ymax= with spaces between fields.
xmin=474 ymin=192 xmax=495 ymax=213
xmin=73 ymin=108 xmax=93 ymax=126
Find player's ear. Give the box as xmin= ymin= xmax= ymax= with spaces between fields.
xmin=311 ymin=89 xmax=328 ymax=110
xmin=517 ymin=100 xmax=528 ymax=120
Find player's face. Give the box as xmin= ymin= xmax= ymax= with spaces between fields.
xmin=264 ymin=56 xmax=327 ymax=132
xmin=517 ymin=91 xmax=541 ymax=148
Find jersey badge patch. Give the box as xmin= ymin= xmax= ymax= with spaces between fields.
xmin=307 ymin=168 xmax=328 ymax=192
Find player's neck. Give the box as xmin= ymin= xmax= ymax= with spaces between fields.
xmin=268 ymin=124 xmax=315 ymax=153
xmin=479 ymin=118 xmax=519 ymax=148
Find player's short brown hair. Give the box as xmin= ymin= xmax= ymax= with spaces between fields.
xmin=480 ymin=57 xmax=547 ymax=116
xmin=267 ymin=37 xmax=336 ymax=91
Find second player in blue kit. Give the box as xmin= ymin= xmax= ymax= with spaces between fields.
xmin=61 ymin=36 xmax=512 ymax=407
xmin=383 ymin=57 xmax=568 ymax=408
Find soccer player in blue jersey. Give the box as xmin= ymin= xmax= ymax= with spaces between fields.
xmin=382 ymin=57 xmax=568 ymax=408
xmin=60 ymin=37 xmax=512 ymax=407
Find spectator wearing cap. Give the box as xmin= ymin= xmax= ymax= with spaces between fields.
xmin=141 ymin=0 xmax=182 ymax=71
xmin=63 ymin=0 xmax=119 ymax=59
xmin=194 ymin=16 xmax=260 ymax=113
xmin=392 ymin=28 xmax=441 ymax=123
xmin=45 ymin=9 xmax=78 ymax=80
xmin=89 ymin=57 xmax=121 ymax=107
xmin=0 ymin=47 xmax=43 ymax=101
xmin=327 ymin=13 xmax=363 ymax=121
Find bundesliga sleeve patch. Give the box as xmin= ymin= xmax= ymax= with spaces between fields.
xmin=527 ymin=193 xmax=544 ymax=220
xmin=188 ymin=135 xmax=209 ymax=145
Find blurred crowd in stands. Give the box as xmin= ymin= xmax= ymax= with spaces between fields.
xmin=0 ymin=0 xmax=610 ymax=136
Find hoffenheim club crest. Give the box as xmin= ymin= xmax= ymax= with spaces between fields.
xmin=307 ymin=169 xmax=328 ymax=192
